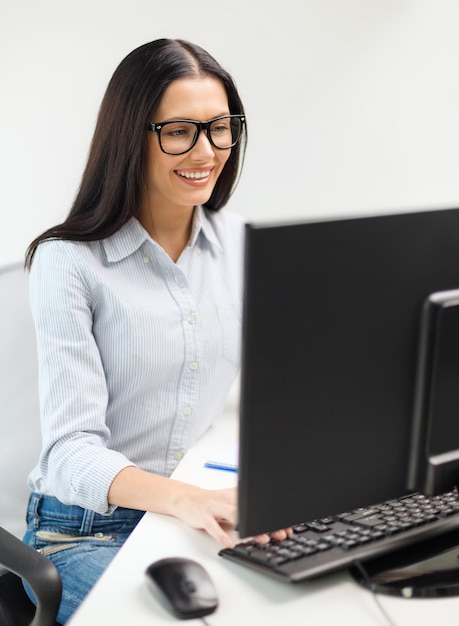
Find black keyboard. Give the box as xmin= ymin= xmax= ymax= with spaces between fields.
xmin=219 ymin=490 xmax=459 ymax=583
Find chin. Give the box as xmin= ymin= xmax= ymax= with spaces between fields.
xmin=186 ymin=190 xmax=215 ymax=208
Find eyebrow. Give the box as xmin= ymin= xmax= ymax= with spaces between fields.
xmin=158 ymin=112 xmax=232 ymax=123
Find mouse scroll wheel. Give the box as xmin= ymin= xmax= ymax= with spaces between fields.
xmin=181 ymin=579 xmax=197 ymax=595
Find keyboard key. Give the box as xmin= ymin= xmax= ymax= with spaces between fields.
xmin=305 ymin=521 xmax=329 ymax=532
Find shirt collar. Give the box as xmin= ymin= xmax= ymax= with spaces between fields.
xmin=102 ymin=219 xmax=149 ymax=263
xmin=102 ymin=207 xmax=223 ymax=263
xmin=190 ymin=206 xmax=223 ymax=253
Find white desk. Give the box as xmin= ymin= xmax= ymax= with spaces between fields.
xmin=68 ymin=410 xmax=459 ymax=626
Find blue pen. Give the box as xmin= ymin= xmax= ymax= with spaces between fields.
xmin=204 ymin=462 xmax=238 ymax=473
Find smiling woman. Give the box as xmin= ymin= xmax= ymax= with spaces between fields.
xmin=21 ymin=38 xmax=250 ymax=624
xmin=139 ymin=75 xmax=237 ymax=260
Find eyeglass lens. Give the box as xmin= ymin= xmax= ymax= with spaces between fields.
xmin=159 ymin=116 xmax=242 ymax=154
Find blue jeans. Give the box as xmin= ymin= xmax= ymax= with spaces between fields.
xmin=23 ymin=493 xmax=145 ymax=624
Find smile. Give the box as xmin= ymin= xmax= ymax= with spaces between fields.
xmin=176 ymin=169 xmax=211 ymax=180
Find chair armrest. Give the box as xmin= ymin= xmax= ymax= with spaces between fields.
xmin=0 ymin=526 xmax=62 ymax=626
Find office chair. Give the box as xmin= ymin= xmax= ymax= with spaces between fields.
xmin=0 ymin=526 xmax=62 ymax=626
xmin=0 ymin=262 xmax=62 ymax=625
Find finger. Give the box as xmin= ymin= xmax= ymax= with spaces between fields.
xmin=253 ymin=533 xmax=270 ymax=544
xmin=253 ymin=528 xmax=293 ymax=544
xmin=269 ymin=528 xmax=292 ymax=541
xmin=203 ymin=515 xmax=236 ymax=549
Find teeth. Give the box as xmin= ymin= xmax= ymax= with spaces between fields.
xmin=177 ymin=170 xmax=210 ymax=180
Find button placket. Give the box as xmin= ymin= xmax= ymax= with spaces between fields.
xmin=164 ymin=266 xmax=202 ymax=473
xmin=179 ymin=310 xmax=199 ymax=420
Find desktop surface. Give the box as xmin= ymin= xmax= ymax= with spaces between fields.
xmin=67 ymin=410 xmax=459 ymax=626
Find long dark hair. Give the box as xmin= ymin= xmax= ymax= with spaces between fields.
xmin=25 ymin=39 xmax=247 ymax=267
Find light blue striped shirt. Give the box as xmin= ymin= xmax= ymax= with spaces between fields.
xmin=28 ymin=207 xmax=246 ymax=514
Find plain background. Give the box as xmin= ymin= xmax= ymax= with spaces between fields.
xmin=2 ymin=0 xmax=459 ymax=265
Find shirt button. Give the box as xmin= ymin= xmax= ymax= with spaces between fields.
xmin=189 ymin=361 xmax=199 ymax=371
xmin=143 ymin=256 xmax=150 ymax=264
xmin=187 ymin=315 xmax=196 ymax=325
xmin=183 ymin=406 xmax=192 ymax=416
xmin=174 ymin=451 xmax=184 ymax=461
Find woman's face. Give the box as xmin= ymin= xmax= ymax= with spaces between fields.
xmin=143 ymin=75 xmax=232 ymax=216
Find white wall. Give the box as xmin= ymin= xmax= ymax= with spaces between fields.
xmin=1 ymin=0 xmax=459 ymax=264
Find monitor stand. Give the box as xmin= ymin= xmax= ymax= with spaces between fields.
xmin=350 ymin=528 xmax=459 ymax=598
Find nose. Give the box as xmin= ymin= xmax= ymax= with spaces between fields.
xmin=191 ymin=129 xmax=215 ymax=158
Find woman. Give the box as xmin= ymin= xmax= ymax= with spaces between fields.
xmin=23 ymin=38 xmax=289 ymax=624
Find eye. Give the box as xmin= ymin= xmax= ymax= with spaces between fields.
xmin=163 ymin=122 xmax=194 ymax=139
xmin=210 ymin=121 xmax=231 ymax=135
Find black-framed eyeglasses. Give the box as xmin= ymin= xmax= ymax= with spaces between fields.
xmin=148 ymin=114 xmax=245 ymax=155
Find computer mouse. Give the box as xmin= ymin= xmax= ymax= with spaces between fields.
xmin=145 ymin=557 xmax=219 ymax=619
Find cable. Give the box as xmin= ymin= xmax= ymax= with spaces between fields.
xmin=352 ymin=561 xmax=399 ymax=626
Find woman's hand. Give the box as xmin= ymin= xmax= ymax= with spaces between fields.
xmin=168 ymin=484 xmax=292 ymax=547
xmin=168 ymin=485 xmax=238 ymax=548
xmin=108 ymin=468 xmax=291 ymax=548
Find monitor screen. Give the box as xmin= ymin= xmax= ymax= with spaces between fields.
xmin=237 ymin=207 xmax=459 ymax=538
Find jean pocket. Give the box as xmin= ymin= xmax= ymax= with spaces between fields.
xmin=36 ymin=530 xmax=114 ymax=541
xmin=37 ymin=542 xmax=79 ymax=557
xmin=35 ymin=530 xmax=115 ymax=556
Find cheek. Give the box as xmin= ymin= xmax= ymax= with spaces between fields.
xmin=147 ymin=139 xmax=176 ymax=179
xmin=149 ymin=155 xmax=177 ymax=188
xmin=217 ymin=150 xmax=232 ymax=173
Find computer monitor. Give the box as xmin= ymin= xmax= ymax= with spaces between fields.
xmin=409 ymin=287 xmax=459 ymax=495
xmin=237 ymin=206 xmax=459 ymax=538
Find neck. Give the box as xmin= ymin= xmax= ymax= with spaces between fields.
xmin=140 ymin=203 xmax=195 ymax=263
